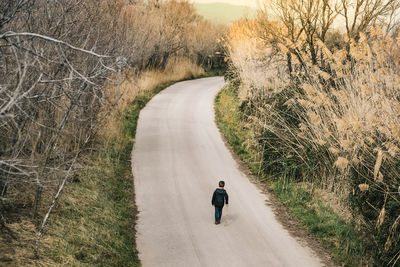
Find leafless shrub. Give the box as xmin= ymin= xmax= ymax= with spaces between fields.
xmin=0 ymin=0 xmax=225 ymax=255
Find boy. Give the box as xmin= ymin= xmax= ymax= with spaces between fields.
xmin=211 ymin=181 xmax=229 ymax=224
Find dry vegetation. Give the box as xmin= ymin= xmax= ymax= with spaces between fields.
xmin=225 ymin=0 xmax=400 ymax=265
xmin=102 ymin=56 xmax=205 ymax=138
xmin=0 ymin=0 xmax=226 ymax=264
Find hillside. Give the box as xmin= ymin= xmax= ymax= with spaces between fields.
xmin=194 ymin=3 xmax=257 ymax=24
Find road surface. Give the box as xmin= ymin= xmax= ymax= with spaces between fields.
xmin=132 ymin=77 xmax=322 ymax=267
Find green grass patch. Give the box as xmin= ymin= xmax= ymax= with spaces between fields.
xmin=271 ymin=180 xmax=364 ymax=266
xmin=214 ymin=84 xmax=261 ymax=173
xmin=215 ymin=84 xmax=366 ymax=266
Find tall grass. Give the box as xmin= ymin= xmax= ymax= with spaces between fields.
xmin=215 ymin=84 xmax=367 ymax=266
xmin=226 ymin=18 xmax=400 ymax=265
xmin=137 ymin=56 xmax=204 ymax=92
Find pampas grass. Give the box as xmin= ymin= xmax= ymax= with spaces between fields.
xmin=226 ymin=17 xmax=400 ymax=264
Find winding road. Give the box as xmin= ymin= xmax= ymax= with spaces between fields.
xmin=132 ymin=77 xmax=322 ymax=267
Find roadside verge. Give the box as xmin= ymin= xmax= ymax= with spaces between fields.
xmin=215 ymin=84 xmax=365 ymax=266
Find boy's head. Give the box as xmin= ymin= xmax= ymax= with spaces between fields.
xmin=218 ymin=180 xmax=225 ymax=188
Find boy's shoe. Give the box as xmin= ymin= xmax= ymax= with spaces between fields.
xmin=215 ymin=221 xmax=218 ymax=224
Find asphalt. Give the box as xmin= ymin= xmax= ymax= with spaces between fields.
xmin=132 ymin=77 xmax=322 ymax=267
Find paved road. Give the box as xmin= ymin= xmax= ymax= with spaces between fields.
xmin=132 ymin=77 xmax=322 ymax=267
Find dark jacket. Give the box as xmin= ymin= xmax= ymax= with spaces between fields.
xmin=212 ymin=188 xmax=228 ymax=208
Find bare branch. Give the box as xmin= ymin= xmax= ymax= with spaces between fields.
xmin=2 ymin=32 xmax=111 ymax=58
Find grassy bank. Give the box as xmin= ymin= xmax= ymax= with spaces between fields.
xmin=36 ymin=80 xmax=187 ymax=266
xmin=38 ymin=70 xmax=226 ymax=265
xmin=215 ymin=84 xmax=367 ymax=266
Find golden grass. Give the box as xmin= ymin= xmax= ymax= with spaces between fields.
xmin=100 ymin=56 xmax=204 ymax=138
xmin=138 ymin=57 xmax=204 ymax=92
xmin=215 ymin=84 xmax=365 ymax=265
xmin=226 ymin=18 xmax=400 ymax=263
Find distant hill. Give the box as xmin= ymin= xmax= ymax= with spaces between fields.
xmin=194 ymin=3 xmax=257 ymax=24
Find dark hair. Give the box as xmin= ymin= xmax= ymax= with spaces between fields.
xmin=219 ymin=181 xmax=225 ymax=187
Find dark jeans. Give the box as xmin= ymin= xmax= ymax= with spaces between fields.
xmin=214 ymin=206 xmax=223 ymax=222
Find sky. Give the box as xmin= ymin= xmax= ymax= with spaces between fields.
xmin=191 ymin=0 xmax=260 ymax=8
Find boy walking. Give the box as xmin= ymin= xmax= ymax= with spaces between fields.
xmin=211 ymin=181 xmax=229 ymax=224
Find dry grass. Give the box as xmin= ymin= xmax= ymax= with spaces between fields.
xmin=0 ymin=189 xmax=57 ymax=266
xmin=0 ymin=220 xmax=37 ymax=265
xmin=100 ymin=56 xmax=204 ymax=138
xmin=226 ymin=17 xmax=400 ymax=264
xmin=215 ymin=84 xmax=366 ymax=266
xmin=137 ymin=56 xmax=204 ymax=92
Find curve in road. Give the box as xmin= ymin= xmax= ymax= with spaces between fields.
xmin=132 ymin=77 xmax=322 ymax=267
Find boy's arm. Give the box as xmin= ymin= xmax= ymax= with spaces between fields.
xmin=211 ymin=191 xmax=216 ymax=205
xmin=225 ymin=191 xmax=229 ymax=205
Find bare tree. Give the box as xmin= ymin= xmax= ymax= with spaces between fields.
xmin=339 ymin=0 xmax=400 ymax=38
xmin=268 ymin=0 xmax=339 ymax=65
xmin=0 ymin=0 xmax=120 ymax=231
